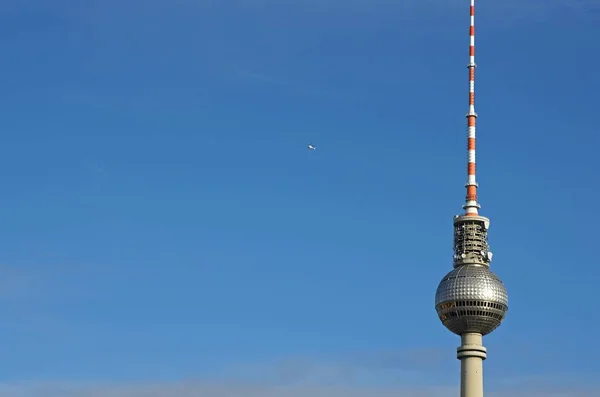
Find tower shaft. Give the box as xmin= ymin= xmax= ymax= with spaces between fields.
xmin=464 ymin=0 xmax=480 ymax=216
xmin=458 ymin=333 xmax=486 ymax=397
xmin=436 ymin=2 xmax=508 ymax=397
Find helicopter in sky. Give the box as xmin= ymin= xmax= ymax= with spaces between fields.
xmin=307 ymin=143 xmax=316 ymax=150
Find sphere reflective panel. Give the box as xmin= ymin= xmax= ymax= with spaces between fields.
xmin=435 ymin=265 xmax=508 ymax=335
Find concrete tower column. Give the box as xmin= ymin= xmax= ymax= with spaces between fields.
xmin=457 ymin=332 xmax=487 ymax=397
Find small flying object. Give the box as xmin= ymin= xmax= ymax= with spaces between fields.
xmin=307 ymin=144 xmax=316 ymax=150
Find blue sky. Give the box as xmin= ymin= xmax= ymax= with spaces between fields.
xmin=0 ymin=0 xmax=599 ymax=395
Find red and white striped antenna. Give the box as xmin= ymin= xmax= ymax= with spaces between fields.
xmin=463 ymin=0 xmax=480 ymax=216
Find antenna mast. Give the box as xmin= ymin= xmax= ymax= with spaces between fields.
xmin=464 ymin=0 xmax=480 ymax=216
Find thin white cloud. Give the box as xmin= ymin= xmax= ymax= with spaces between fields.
xmin=0 ymin=352 xmax=595 ymax=397
xmin=0 ymin=380 xmax=597 ymax=397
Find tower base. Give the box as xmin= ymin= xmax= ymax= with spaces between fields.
xmin=457 ymin=333 xmax=487 ymax=397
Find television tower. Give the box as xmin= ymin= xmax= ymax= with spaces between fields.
xmin=434 ymin=1 xmax=508 ymax=397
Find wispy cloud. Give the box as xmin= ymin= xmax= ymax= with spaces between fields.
xmin=0 ymin=350 xmax=594 ymax=397
xmin=0 ymin=379 xmax=596 ymax=397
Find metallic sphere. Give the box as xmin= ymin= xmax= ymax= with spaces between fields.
xmin=435 ymin=265 xmax=508 ymax=336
